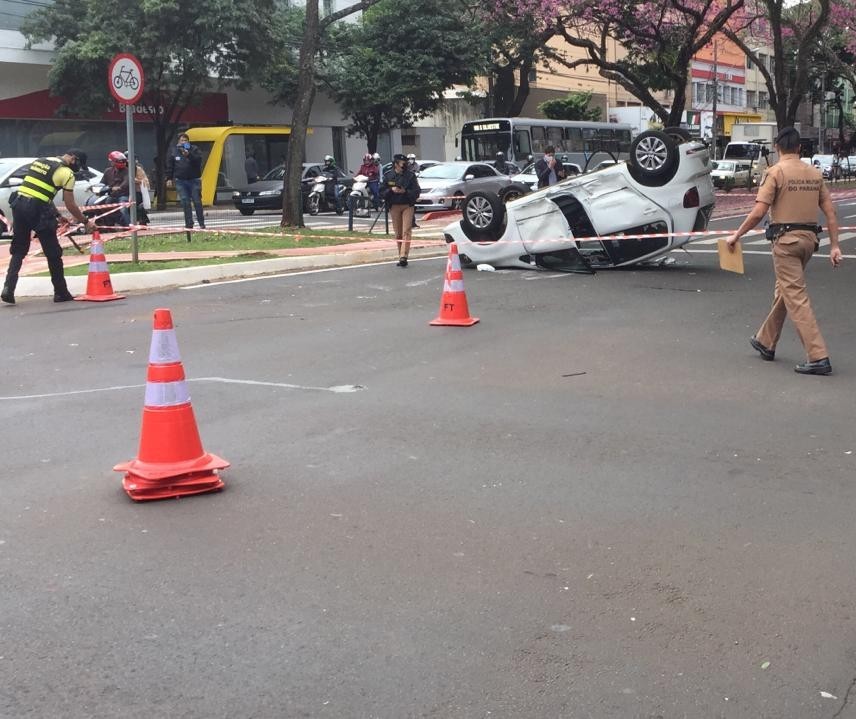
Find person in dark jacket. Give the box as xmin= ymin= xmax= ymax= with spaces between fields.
xmin=535 ymin=146 xmax=566 ymax=188
xmin=166 ymin=133 xmax=205 ymax=230
xmin=380 ymin=153 xmax=420 ymax=267
xmin=1 ymin=149 xmax=94 ymax=304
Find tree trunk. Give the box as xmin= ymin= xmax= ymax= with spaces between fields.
xmin=666 ymin=82 xmax=688 ymax=127
xmin=282 ymin=0 xmax=320 ymax=228
xmin=492 ymin=65 xmax=517 ymax=117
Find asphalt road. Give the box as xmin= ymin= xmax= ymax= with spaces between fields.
xmin=2 ymin=206 xmax=856 ymax=719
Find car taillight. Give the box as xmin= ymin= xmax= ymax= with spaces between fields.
xmin=683 ymin=186 xmax=700 ymax=208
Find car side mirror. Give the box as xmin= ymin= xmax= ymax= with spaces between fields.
xmin=464 ymin=174 xmax=474 ymax=181
xmin=8 ymin=177 xmax=22 ymax=187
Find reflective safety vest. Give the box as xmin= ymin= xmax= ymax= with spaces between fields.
xmin=17 ymin=157 xmax=67 ymax=203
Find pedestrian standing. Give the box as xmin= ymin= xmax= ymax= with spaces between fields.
xmin=726 ymin=126 xmax=842 ymax=375
xmin=1 ymin=149 xmax=95 ymax=304
xmin=245 ymin=153 xmax=259 ymax=184
xmin=535 ymin=146 xmax=566 ymax=188
xmin=380 ymin=153 xmax=420 ymax=267
xmin=166 ymin=132 xmax=206 ymax=230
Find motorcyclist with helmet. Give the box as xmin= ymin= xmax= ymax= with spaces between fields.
xmin=494 ymin=151 xmax=516 ymax=175
xmin=358 ymin=152 xmax=381 ymax=210
xmin=322 ymin=154 xmax=344 ymax=211
xmin=101 ymin=150 xmax=132 ymax=226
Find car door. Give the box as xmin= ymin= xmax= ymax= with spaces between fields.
xmin=467 ymin=163 xmax=508 ymax=194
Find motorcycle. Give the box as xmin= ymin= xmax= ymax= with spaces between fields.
xmin=305 ymin=174 xmax=346 ymax=215
xmin=85 ymin=183 xmax=150 ymax=227
xmin=347 ymin=174 xmax=373 ymax=217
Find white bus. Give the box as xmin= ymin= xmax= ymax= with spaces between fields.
xmin=458 ymin=117 xmax=633 ymax=170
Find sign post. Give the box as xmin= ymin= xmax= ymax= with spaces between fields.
xmin=108 ymin=53 xmax=145 ymax=263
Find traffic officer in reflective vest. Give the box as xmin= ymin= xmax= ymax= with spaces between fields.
xmin=1 ymin=149 xmax=95 ymax=305
xmin=726 ymin=127 xmax=842 ymax=375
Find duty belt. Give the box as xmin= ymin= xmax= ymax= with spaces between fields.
xmin=766 ymin=223 xmax=822 ymax=241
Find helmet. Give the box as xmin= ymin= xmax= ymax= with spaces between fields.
xmin=108 ymin=150 xmax=128 ymax=168
xmin=324 ymin=154 xmax=334 ymax=163
xmin=496 ymin=151 xmax=505 ymax=159
xmin=372 ymin=153 xmax=381 ymax=161
xmin=363 ymin=153 xmax=372 ymax=162
xmin=407 ymin=153 xmax=416 ymax=161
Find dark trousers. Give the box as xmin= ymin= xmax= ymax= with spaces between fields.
xmin=175 ymin=178 xmax=205 ymax=229
xmin=4 ymin=196 xmax=69 ymax=294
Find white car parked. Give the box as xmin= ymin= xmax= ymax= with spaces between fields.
xmin=446 ymin=129 xmax=715 ymax=270
xmin=0 ymin=157 xmax=102 ymax=236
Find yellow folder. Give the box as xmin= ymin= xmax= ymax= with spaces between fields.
xmin=718 ymin=238 xmax=744 ymax=274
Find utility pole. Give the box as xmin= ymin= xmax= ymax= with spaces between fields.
xmin=711 ymin=40 xmax=718 ymax=160
xmin=820 ymin=72 xmax=825 ymax=154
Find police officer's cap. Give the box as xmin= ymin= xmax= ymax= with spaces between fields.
xmin=66 ymin=148 xmax=88 ymax=171
xmin=393 ymin=153 xmax=408 ymax=162
xmin=775 ymin=127 xmax=800 ymax=146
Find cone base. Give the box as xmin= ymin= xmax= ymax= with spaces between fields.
xmin=114 ymin=452 xmax=230 ymax=481
xmin=430 ymin=316 xmax=479 ymax=326
xmin=75 ymin=293 xmax=126 ymax=302
xmin=121 ymin=469 xmax=225 ymax=502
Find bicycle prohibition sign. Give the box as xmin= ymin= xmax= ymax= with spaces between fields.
xmin=108 ymin=53 xmax=145 ymax=106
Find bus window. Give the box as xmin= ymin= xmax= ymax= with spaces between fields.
xmin=531 ymin=126 xmax=546 ymax=154
xmin=616 ymin=129 xmax=631 ymax=153
xmin=547 ymin=126 xmax=564 ymax=150
xmin=564 ymin=127 xmax=583 ymax=152
xmin=582 ymin=127 xmax=597 ymax=153
xmin=514 ymin=129 xmax=531 ymax=158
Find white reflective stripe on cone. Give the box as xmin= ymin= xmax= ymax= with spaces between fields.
xmin=149 ymin=329 xmax=182 ymax=364
xmin=449 ymin=253 xmax=462 ymax=272
xmin=444 ymin=279 xmax=465 ymax=293
xmin=144 ymin=379 xmax=191 ymax=407
xmin=88 ymin=261 xmax=109 ymax=272
xmin=91 ymin=241 xmax=105 ymax=255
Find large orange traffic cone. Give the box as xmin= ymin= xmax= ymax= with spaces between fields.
xmin=114 ymin=308 xmax=229 ymax=501
xmin=75 ymin=231 xmax=125 ymax=302
xmin=430 ymin=242 xmax=479 ymax=326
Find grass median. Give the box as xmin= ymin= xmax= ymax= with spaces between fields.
xmin=57 ymin=226 xmax=393 ymax=275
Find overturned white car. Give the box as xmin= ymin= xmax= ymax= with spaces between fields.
xmin=444 ymin=130 xmax=715 ymax=271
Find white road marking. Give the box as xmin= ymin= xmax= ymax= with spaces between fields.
xmin=0 ymin=377 xmax=364 ymax=401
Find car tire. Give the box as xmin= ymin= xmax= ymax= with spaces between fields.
xmin=238 ymin=208 xmax=255 ymax=216
xmin=499 ymin=184 xmax=527 ymax=203
xmin=461 ymin=191 xmax=506 ymax=239
xmin=663 ymin=126 xmax=692 ymax=144
xmin=627 ymin=130 xmax=679 ymax=187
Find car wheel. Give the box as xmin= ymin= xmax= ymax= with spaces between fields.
xmin=461 ymin=191 xmax=505 ymax=239
xmin=238 ymin=208 xmax=255 ymax=216
xmin=627 ymin=130 xmax=679 ymax=187
xmin=663 ymin=126 xmax=692 ymax=144
xmin=499 ymin=185 xmax=525 ymax=203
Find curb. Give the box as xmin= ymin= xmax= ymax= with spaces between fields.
xmin=14 ymin=245 xmax=447 ymax=297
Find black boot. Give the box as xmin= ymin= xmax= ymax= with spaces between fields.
xmin=47 ymin=256 xmax=74 ymax=302
xmin=2 ymin=254 xmax=24 ymax=304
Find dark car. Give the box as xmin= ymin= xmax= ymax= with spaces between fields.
xmin=231 ymin=163 xmax=353 ymax=215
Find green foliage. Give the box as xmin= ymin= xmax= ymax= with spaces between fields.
xmin=317 ymin=0 xmax=488 ymax=148
xmin=23 ymin=0 xmax=275 ymax=122
xmin=538 ymin=91 xmax=602 ymax=121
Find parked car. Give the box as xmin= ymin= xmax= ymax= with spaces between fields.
xmin=499 ymin=159 xmax=583 ymax=202
xmin=811 ymin=154 xmax=842 ymax=180
xmin=231 ymin=162 xmax=353 ymax=215
xmin=0 ymin=157 xmax=102 ymax=235
xmin=710 ymin=160 xmax=752 ymax=188
xmin=416 ymin=161 xmax=514 ymax=212
xmin=447 ymin=129 xmax=714 ymax=270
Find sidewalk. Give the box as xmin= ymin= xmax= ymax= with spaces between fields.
xmin=1 ymin=219 xmax=453 ymax=297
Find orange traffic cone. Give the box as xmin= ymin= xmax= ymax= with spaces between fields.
xmin=75 ymin=230 xmax=125 ymax=302
xmin=430 ymin=242 xmax=479 ymax=326
xmin=114 ymin=308 xmax=229 ymax=501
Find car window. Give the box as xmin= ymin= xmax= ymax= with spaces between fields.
xmin=304 ymin=167 xmax=320 ymax=178
xmin=419 ymin=164 xmax=466 ymax=180
xmin=467 ymin=164 xmax=495 ymax=178
xmin=264 ymin=165 xmax=285 ymax=181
